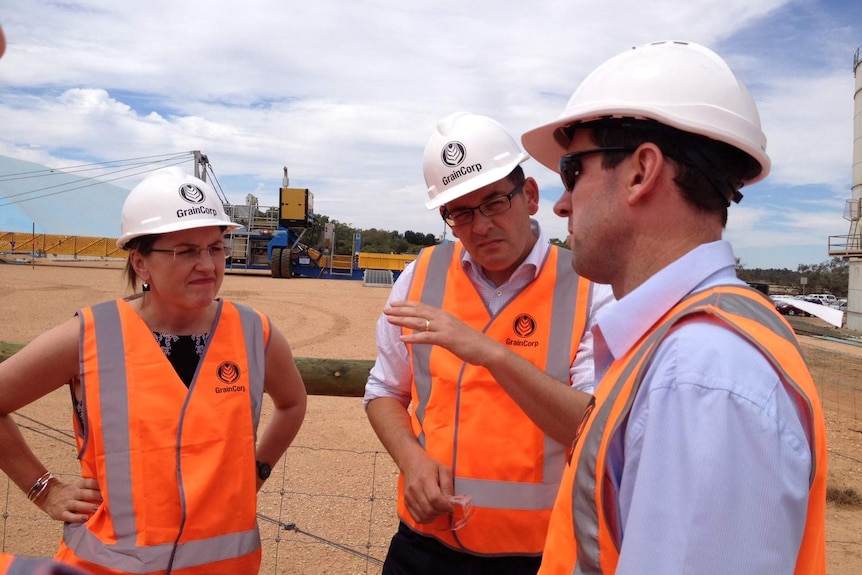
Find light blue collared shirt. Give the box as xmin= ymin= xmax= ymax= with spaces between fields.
xmin=593 ymin=240 xmax=813 ymax=574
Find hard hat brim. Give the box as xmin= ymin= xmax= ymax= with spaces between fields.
xmin=425 ymin=151 xmax=530 ymax=210
xmin=522 ymin=106 xmax=770 ymax=186
xmin=117 ymin=218 xmax=241 ymax=249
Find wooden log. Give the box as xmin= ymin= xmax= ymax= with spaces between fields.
xmin=293 ymin=357 xmax=373 ymax=397
xmin=0 ymin=341 xmax=23 ymax=361
xmin=0 ymin=341 xmax=372 ymax=397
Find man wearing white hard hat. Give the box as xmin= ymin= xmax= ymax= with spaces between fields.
xmin=364 ymin=112 xmax=613 ymax=574
xmin=521 ymin=41 xmax=826 ymax=574
xmin=0 ymin=168 xmax=308 ymax=575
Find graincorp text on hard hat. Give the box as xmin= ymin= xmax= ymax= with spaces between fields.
xmin=177 ymin=206 xmax=219 ymax=218
xmin=442 ymin=163 xmax=482 ymax=186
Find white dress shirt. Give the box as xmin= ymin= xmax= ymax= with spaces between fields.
xmin=364 ymin=219 xmax=615 ymax=406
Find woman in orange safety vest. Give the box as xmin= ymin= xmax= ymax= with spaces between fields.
xmin=0 ymin=169 xmax=307 ymax=575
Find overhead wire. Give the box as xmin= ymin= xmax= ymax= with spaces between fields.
xmin=0 ymin=152 xmax=196 ymax=207
xmin=0 ymin=152 xmax=192 ymax=182
xmin=203 ymin=162 xmax=231 ymax=206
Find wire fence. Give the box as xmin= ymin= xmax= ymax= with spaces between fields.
xmin=0 ymin=393 xmax=398 ymax=575
xmin=1 ymin=338 xmax=860 ymax=574
xmin=804 ymin=339 xmax=862 ymax=422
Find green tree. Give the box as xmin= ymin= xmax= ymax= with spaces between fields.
xmin=286 ymin=214 xmax=438 ymax=255
xmin=796 ymin=258 xmax=848 ymax=297
xmin=736 ymin=257 xmax=849 ymax=297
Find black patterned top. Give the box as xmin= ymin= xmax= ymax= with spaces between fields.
xmin=72 ymin=331 xmax=209 ymax=426
xmin=152 ymin=332 xmax=209 ymax=388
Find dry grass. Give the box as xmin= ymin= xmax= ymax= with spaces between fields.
xmin=827 ymin=484 xmax=862 ymax=507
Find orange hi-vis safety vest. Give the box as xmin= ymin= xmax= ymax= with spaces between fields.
xmin=539 ymin=286 xmax=827 ymax=575
xmin=401 ymin=241 xmax=594 ymax=556
xmin=55 ymin=299 xmax=270 ymax=575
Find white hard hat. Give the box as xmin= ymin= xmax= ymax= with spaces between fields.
xmin=117 ymin=167 xmax=238 ymax=249
xmin=424 ymin=112 xmax=530 ymax=210
xmin=521 ymin=40 xmax=770 ymax=185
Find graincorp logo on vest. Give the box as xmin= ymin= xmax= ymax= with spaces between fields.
xmin=442 ymin=163 xmax=482 ymax=186
xmin=506 ymin=313 xmax=539 ymax=348
xmin=177 ymin=205 xmax=218 ymax=218
xmin=215 ymin=361 xmax=244 ymax=394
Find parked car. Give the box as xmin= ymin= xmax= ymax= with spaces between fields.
xmin=805 ymin=294 xmax=837 ymax=306
xmin=772 ymin=297 xmax=810 ymax=317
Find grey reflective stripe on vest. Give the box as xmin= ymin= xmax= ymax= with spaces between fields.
xmin=411 ymin=244 xmax=578 ymax=511
xmin=572 ymin=287 xmax=817 ymax=575
xmin=235 ymin=302 xmax=266 ymax=435
xmin=64 ymin=300 xmax=264 ymax=573
xmin=7 ymin=556 xmax=83 ymax=575
xmin=410 ymin=243 xmax=453 ymax=449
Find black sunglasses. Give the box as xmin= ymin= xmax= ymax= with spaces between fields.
xmin=558 ymin=147 xmax=636 ymax=191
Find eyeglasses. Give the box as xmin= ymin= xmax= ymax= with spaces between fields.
xmin=442 ymin=181 xmax=525 ymax=227
xmin=558 ymin=147 xmax=636 ymax=191
xmin=432 ymin=495 xmax=475 ymax=532
xmin=150 ymin=245 xmax=232 ymax=261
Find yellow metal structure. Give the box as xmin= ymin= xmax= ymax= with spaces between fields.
xmin=279 ymin=187 xmax=313 ymax=228
xmin=0 ymin=231 xmax=126 ymax=259
xmin=358 ymin=253 xmax=416 ymax=272
xmin=1 ymin=231 xmax=417 ymax=272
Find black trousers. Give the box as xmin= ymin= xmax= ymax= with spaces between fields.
xmin=382 ymin=522 xmax=542 ymax=575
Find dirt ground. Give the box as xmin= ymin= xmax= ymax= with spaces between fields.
xmin=0 ymin=260 xmax=860 ymax=573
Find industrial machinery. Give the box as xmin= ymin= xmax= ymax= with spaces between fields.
xmin=223 ymin=168 xmax=414 ymax=282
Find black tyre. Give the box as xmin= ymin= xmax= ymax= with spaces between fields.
xmin=270 ymin=247 xmax=283 ymax=278
xmin=280 ymin=248 xmax=292 ymax=278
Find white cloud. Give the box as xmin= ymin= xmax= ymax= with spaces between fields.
xmin=0 ymin=0 xmax=859 ymax=271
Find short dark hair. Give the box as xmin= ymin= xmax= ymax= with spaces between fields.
xmin=580 ymin=119 xmax=760 ymax=225
xmin=505 ymin=165 xmax=526 ymax=188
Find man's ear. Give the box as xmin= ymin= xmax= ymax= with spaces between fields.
xmin=625 ymin=143 xmax=666 ymax=205
xmin=524 ymin=177 xmax=541 ymax=215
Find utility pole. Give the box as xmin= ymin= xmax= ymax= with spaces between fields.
xmin=193 ymin=150 xmax=209 ymax=183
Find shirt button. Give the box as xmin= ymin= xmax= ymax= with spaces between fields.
xmin=496 ymin=290 xmax=502 ymax=297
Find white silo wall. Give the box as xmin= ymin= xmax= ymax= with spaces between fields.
xmin=848 ymin=47 xmax=862 ymax=331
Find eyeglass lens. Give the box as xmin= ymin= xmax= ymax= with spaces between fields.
xmin=558 ymin=147 xmax=636 ymax=191
xmin=152 ymin=245 xmax=232 ymax=260
xmin=444 ymin=181 xmax=524 ymax=227
xmin=431 ymin=495 xmax=474 ymax=531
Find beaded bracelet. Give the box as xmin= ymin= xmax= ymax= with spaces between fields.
xmin=26 ymin=471 xmax=54 ymax=502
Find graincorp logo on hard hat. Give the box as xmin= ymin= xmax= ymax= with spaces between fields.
xmin=423 ymin=112 xmax=527 ymax=210
xmin=176 ymin=183 xmax=218 ymax=219
xmin=441 ymin=142 xmax=466 ymax=167
xmin=179 ymin=183 xmax=206 ymax=203
xmin=117 ymin=169 xmax=239 ymax=250
xmin=440 ymin=140 xmax=482 ymax=187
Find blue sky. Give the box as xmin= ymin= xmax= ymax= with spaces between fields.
xmin=0 ymin=0 xmax=860 ymax=269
